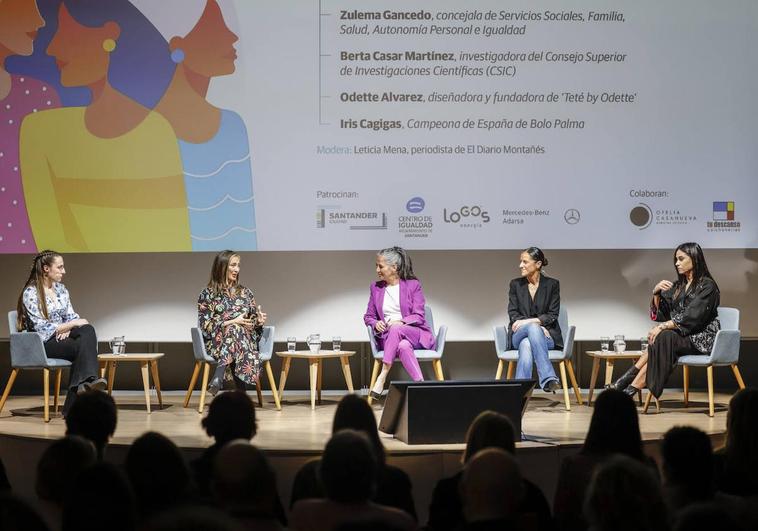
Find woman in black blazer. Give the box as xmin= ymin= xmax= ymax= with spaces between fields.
xmin=507 ymin=247 xmax=562 ymax=392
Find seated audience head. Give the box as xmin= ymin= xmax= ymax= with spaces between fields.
xmin=202 ymin=390 xmax=256 ymax=444
xmin=460 ymin=448 xmax=524 ymax=523
xmin=65 ymin=390 xmax=117 ymax=458
xmin=320 ymin=429 xmax=377 ymax=504
xmin=36 ymin=435 xmax=97 ymax=505
xmin=584 ymin=455 xmax=668 ymax=531
xmin=582 ymin=389 xmax=644 ymax=460
xmin=213 ymin=440 xmax=277 ymax=514
xmin=62 ymin=462 xmax=136 ymax=531
xmin=462 ymin=410 xmax=515 ymax=464
xmin=376 ymin=246 xmax=417 ymax=280
xmin=724 ymin=387 xmax=758 ymax=472
xmin=673 ymin=503 xmax=741 ymax=531
xmin=332 ymin=394 xmax=385 ymax=464
xmin=662 ymin=426 xmax=714 ymax=500
xmin=0 ymin=493 xmax=50 ymax=531
xmin=125 ymin=431 xmax=192 ymax=520
xmin=141 ymin=506 xmax=242 ymax=531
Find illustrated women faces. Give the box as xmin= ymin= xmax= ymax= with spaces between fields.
xmin=0 ymin=0 xmax=45 ymax=74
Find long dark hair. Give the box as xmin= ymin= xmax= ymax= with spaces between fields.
xmin=16 ymin=250 xmax=61 ymax=331
xmin=673 ymin=242 xmax=715 ymax=297
xmin=332 ymin=394 xmax=386 ymax=466
xmin=523 ymin=246 xmax=548 ymax=270
xmin=723 ymin=388 xmax=758 ymax=493
xmin=377 ymin=246 xmax=417 ymax=280
xmin=207 ymin=250 xmax=240 ymax=296
xmin=582 ymin=389 xmax=644 ymax=460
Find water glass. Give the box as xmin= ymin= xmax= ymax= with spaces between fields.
xmin=600 ymin=336 xmax=610 ymax=352
xmin=332 ymin=336 xmax=342 ymax=352
xmin=614 ymin=335 xmax=626 ymax=353
xmin=109 ymin=336 xmax=126 ymax=355
xmin=287 ymin=336 xmax=296 ymax=353
xmin=640 ymin=337 xmax=649 ymax=353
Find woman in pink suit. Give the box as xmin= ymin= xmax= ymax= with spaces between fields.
xmin=364 ymin=247 xmax=435 ymax=399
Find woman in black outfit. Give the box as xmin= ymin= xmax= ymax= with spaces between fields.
xmin=290 ymin=394 xmax=416 ymax=520
xmin=609 ymin=242 xmax=720 ymax=398
xmin=507 ymin=247 xmax=562 ymax=392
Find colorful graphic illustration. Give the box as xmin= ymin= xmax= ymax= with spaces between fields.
xmin=1 ymin=0 xmax=256 ymax=253
xmin=0 ymin=0 xmax=61 ymax=253
xmin=19 ymin=0 xmax=189 ymax=252
xmin=146 ymin=0 xmax=257 ymax=250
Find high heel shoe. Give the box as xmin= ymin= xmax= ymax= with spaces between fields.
xmin=606 ymin=366 xmax=640 ymax=391
xmin=208 ymin=377 xmax=222 ymax=397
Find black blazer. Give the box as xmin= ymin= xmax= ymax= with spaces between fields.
xmin=507 ymin=274 xmax=563 ymax=350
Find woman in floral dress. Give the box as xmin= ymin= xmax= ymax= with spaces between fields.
xmin=198 ymin=250 xmax=267 ymax=395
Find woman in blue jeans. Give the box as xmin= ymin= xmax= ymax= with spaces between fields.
xmin=507 ymin=247 xmax=562 ymax=392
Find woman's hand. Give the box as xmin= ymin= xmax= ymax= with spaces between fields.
xmin=386 ymin=319 xmax=404 ymax=328
xmin=226 ymin=314 xmax=254 ymax=330
xmin=56 ymin=330 xmax=71 ymax=341
xmin=512 ymin=318 xmax=538 ymax=332
xmin=374 ymin=320 xmax=387 ymax=333
xmin=653 ymin=280 xmax=673 ymax=295
xmin=648 ymin=324 xmax=665 ymax=345
xmin=255 ymin=305 xmax=267 ymax=325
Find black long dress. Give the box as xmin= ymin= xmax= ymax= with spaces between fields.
xmin=647 ymin=276 xmax=720 ymax=397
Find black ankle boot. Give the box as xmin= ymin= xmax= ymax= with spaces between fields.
xmin=623 ymin=385 xmax=640 ymax=397
xmin=606 ymin=366 xmax=640 ymax=391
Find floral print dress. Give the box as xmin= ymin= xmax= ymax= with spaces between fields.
xmin=197 ymin=286 xmax=262 ymax=385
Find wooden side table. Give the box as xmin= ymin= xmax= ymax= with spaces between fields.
xmin=98 ymin=353 xmax=164 ymax=413
xmin=586 ymin=350 xmax=644 ymax=405
xmin=276 ymin=350 xmax=355 ymax=409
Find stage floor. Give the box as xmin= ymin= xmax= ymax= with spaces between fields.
xmin=0 ymin=389 xmax=730 ymax=452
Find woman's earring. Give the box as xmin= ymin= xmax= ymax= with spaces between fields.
xmin=102 ymin=38 xmax=117 ymax=52
xmin=171 ymin=48 xmax=185 ymax=64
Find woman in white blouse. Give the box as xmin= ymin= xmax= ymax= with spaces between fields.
xmin=16 ymin=250 xmax=106 ymax=414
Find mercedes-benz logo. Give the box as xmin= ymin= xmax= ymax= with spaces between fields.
xmin=564 ymin=209 xmax=581 ymax=225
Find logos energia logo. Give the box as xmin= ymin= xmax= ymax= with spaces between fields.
xmin=713 ymin=201 xmax=734 ymax=221
xmin=443 ymin=205 xmax=490 ymax=223
xmin=406 ymin=197 xmax=425 ymax=213
xmin=629 ymin=203 xmax=652 ymax=229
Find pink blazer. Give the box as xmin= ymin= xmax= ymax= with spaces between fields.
xmin=363 ymin=278 xmax=435 ymax=350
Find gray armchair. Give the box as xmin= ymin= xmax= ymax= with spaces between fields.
xmin=493 ymin=306 xmax=582 ymax=411
xmin=1 ymin=311 xmax=72 ymax=422
xmin=366 ymin=304 xmax=447 ymax=405
xmin=644 ymin=307 xmax=745 ymax=417
xmin=184 ymin=325 xmax=281 ymax=412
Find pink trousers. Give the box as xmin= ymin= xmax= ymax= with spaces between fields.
xmin=382 ymin=324 xmax=424 ymax=381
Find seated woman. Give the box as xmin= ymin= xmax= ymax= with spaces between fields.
xmin=16 ymin=250 xmax=106 ymax=415
xmin=197 ymin=250 xmax=267 ymax=395
xmin=609 ymin=242 xmax=720 ymax=398
xmin=507 ymin=247 xmax=561 ymax=392
xmin=364 ymin=246 xmax=435 ymax=399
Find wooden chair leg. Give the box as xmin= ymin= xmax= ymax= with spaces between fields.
xmin=643 ymin=390 xmax=660 ymax=413
xmin=683 ymin=365 xmax=690 ymax=407
xmin=367 ymin=360 xmax=381 ymax=405
xmin=0 ymin=368 xmax=20 ymax=414
xmin=506 ymin=361 xmax=515 ymax=379
xmin=256 ymin=381 xmax=264 ymax=407
xmin=264 ymin=361 xmax=282 ymax=410
xmin=707 ymin=365 xmax=715 ymax=417
xmin=54 ymin=369 xmax=63 ymax=415
xmin=566 ymin=360 xmax=583 ymax=405
xmin=184 ymin=361 xmax=201 ymax=408
xmin=198 ymin=362 xmax=211 ymax=413
xmin=558 ymin=361 xmax=571 ymax=411
xmin=495 ymin=359 xmax=504 ymax=380
xmin=43 ymin=368 xmax=50 ymax=423
xmin=731 ymin=364 xmax=746 ymax=389
xmin=432 ymin=359 xmax=444 ymax=381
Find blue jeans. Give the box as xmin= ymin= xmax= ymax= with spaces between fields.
xmin=513 ymin=323 xmax=557 ymax=388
